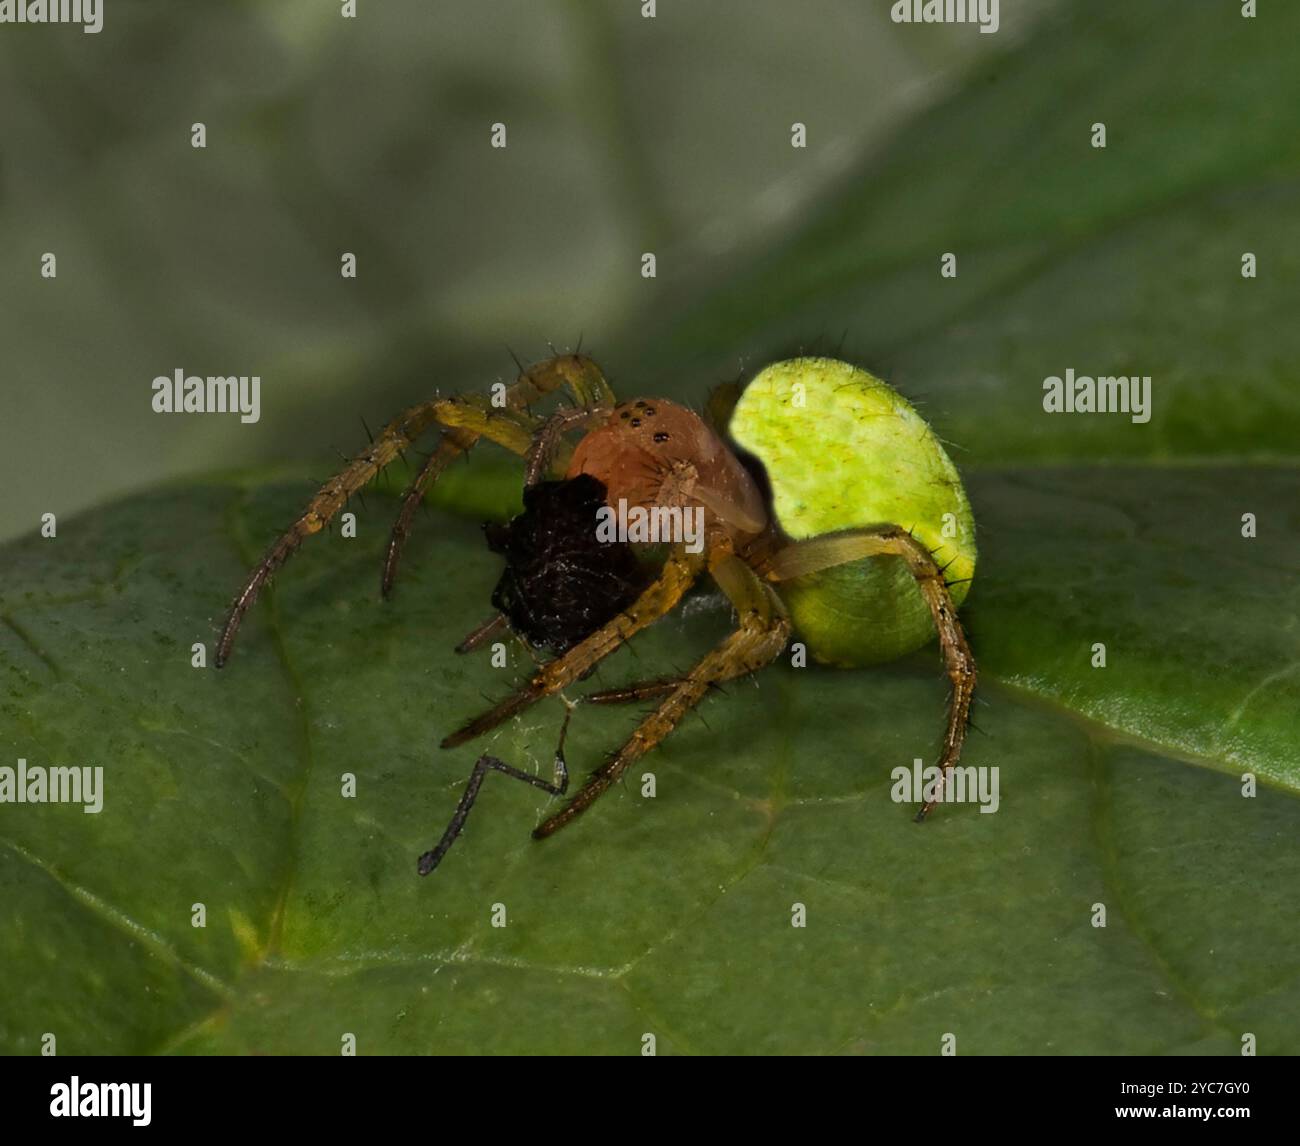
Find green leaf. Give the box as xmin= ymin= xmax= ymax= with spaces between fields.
xmin=625 ymin=0 xmax=1300 ymax=464
xmin=968 ymin=465 xmax=1300 ymax=792
xmin=1 ymin=464 xmax=1296 ymax=1055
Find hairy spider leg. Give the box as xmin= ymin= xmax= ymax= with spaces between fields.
xmin=533 ymin=552 xmax=791 ymax=839
xmin=764 ymin=525 xmax=977 ymax=821
xmin=381 ymin=427 xmax=479 ymax=598
xmin=385 ymin=354 xmax=617 ymax=597
xmin=454 ymin=613 xmax=509 ymax=654
xmin=439 ymin=544 xmax=707 ymax=748
xmin=215 ymin=394 xmax=538 ymax=667
xmin=582 ymin=679 xmax=682 ymax=705
xmin=523 ymin=404 xmax=612 ymax=487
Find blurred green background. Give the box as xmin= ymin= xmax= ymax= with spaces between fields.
xmin=0 ymin=0 xmax=1057 ymax=542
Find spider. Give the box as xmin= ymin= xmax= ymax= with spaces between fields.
xmin=215 ymin=353 xmax=977 ymax=875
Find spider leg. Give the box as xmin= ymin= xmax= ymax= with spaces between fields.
xmin=218 ymin=397 xmax=447 ymax=665
xmin=440 ymin=545 xmax=706 ymax=748
xmin=533 ymin=553 xmax=790 ymax=839
xmin=219 ymin=354 xmax=617 ymax=664
xmin=419 ymin=704 xmax=574 ymax=875
xmin=215 ymin=395 xmax=539 ymax=666
xmin=766 ymin=525 xmax=977 ymax=821
xmin=381 ymin=427 xmax=477 ymax=598
xmin=454 ymin=613 xmax=509 ymax=654
xmin=383 ymin=354 xmax=616 ymax=596
xmin=582 ymin=679 xmax=681 ymax=705
xmin=523 ymin=404 xmax=611 ymax=487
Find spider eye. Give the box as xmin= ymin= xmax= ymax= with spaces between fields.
xmin=653 ymin=431 xmax=669 ymax=443
xmin=630 ymin=418 xmax=641 ymax=427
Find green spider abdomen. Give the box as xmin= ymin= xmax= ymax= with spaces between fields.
xmin=728 ymin=357 xmax=976 ymax=668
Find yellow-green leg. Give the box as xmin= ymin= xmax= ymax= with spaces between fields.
xmin=383 ymin=354 xmax=616 ymax=597
xmin=534 ymin=553 xmax=791 ymax=839
xmin=766 ymin=525 xmax=977 ymax=820
xmin=440 ymin=544 xmax=707 ymax=748
xmin=218 ymin=354 xmax=616 ymax=666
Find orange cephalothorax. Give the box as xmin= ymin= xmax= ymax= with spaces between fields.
xmin=566 ymin=398 xmax=768 ymax=540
